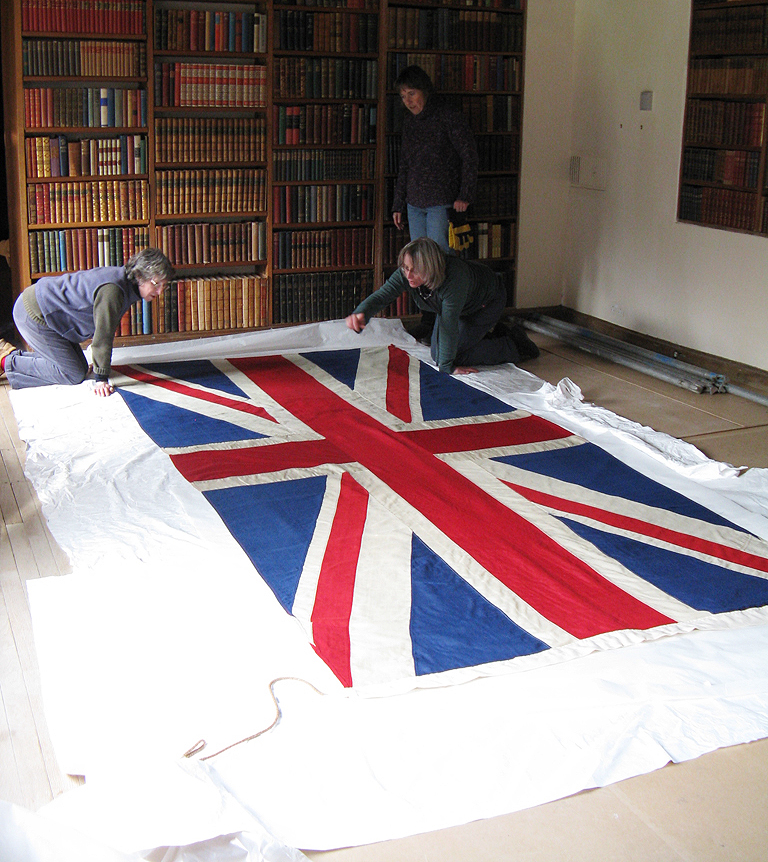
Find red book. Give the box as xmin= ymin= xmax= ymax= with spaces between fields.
xmin=173 ymin=63 xmax=181 ymax=107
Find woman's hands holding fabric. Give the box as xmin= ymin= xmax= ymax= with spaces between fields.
xmin=346 ymin=312 xmax=367 ymax=333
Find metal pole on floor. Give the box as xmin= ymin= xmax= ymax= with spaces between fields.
xmin=521 ymin=315 xmax=768 ymax=407
xmin=522 ymin=315 xmax=726 ymax=393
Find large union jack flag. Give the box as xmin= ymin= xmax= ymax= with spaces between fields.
xmin=113 ymin=346 xmax=768 ymax=690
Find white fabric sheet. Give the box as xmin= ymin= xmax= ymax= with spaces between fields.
xmin=12 ymin=319 xmax=768 ymax=855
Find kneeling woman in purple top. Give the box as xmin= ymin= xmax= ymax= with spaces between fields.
xmin=0 ymin=248 xmax=174 ymax=397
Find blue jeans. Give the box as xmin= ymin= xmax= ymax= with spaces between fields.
xmin=6 ymin=297 xmax=89 ymax=388
xmin=406 ymin=204 xmax=451 ymax=252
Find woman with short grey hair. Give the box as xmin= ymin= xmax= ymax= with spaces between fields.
xmin=0 ymin=247 xmax=174 ymax=396
xmin=346 ymin=237 xmax=538 ymax=375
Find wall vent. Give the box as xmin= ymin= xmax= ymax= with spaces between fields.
xmin=569 ymin=155 xmax=607 ymax=190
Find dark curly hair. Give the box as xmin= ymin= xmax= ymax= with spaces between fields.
xmin=394 ymin=65 xmax=434 ymax=97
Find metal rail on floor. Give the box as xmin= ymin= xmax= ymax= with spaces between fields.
xmin=521 ymin=314 xmax=768 ymax=408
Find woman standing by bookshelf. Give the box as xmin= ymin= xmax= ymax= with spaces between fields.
xmin=346 ymin=237 xmax=538 ymax=375
xmin=392 ymin=65 xmax=478 ymax=253
xmin=0 ymin=248 xmax=174 ymax=396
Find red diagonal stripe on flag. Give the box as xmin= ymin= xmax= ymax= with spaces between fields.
xmin=171 ymin=437 xmax=351 ymax=478
xmin=401 ymin=416 xmax=572 ymax=454
xmin=505 ymin=482 xmax=768 ymax=574
xmin=385 ymin=344 xmax=412 ymax=423
xmin=311 ymin=471 xmax=369 ymax=686
xmin=114 ymin=365 xmax=278 ymax=423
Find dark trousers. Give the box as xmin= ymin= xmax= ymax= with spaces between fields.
xmin=430 ymin=282 xmax=519 ymax=369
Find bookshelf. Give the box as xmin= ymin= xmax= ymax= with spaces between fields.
xmin=382 ymin=0 xmax=525 ymax=312
xmin=270 ymin=0 xmax=380 ymax=325
xmin=17 ymin=1 xmax=151 ymax=288
xmin=1 ymin=0 xmax=527 ymax=342
xmin=150 ymin=0 xmax=269 ymax=335
xmin=679 ymin=0 xmax=768 ymax=234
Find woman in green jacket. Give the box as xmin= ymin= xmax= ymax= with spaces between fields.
xmin=346 ymin=237 xmax=538 ymax=374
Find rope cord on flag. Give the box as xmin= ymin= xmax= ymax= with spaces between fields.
xmin=182 ymin=677 xmax=325 ymax=761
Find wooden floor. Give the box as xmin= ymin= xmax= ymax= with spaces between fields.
xmin=0 ymin=381 xmax=80 ymax=809
xmin=2 ymin=331 xmax=768 ymax=860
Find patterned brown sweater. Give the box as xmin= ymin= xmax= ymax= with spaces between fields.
xmin=392 ymin=96 xmax=478 ymax=212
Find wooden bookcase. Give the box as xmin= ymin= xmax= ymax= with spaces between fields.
xmin=679 ymin=0 xmax=768 ymax=234
xmin=151 ymin=0 xmax=269 ymax=335
xmin=382 ymin=0 xmax=525 ymax=311
xmin=270 ymin=0 xmax=380 ymax=326
xmin=1 ymin=0 xmax=527 ymax=341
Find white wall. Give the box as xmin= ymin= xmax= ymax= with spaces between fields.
xmin=516 ymin=0 xmax=576 ymax=311
xmin=517 ymin=0 xmax=768 ymax=373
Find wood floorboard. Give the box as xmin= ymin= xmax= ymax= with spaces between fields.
xmin=0 ymin=527 xmax=53 ymax=809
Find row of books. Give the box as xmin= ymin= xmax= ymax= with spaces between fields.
xmin=682 ymin=147 xmax=760 ymax=189
xmin=272 ymin=270 xmax=372 ymax=325
xmin=274 ymin=148 xmax=375 ymax=182
xmin=386 ymin=92 xmax=520 ymax=134
xmin=21 ymin=0 xmax=145 ymax=35
xmin=476 ymin=133 xmax=519 ymax=173
xmin=273 ymin=104 xmax=377 ymax=146
xmin=274 ymin=0 xmax=377 ymax=8
xmin=691 ymin=6 xmax=768 ymax=54
xmin=381 ymin=225 xmax=409 ymax=264
xmin=474 ymin=220 xmax=516 ymax=259
xmin=387 ymin=8 xmax=523 ymax=53
xmin=26 ymin=134 xmax=147 ymax=178
xmin=154 ymin=9 xmax=268 ymax=54
xmin=679 ymin=184 xmax=757 ymax=231
xmin=22 ymin=39 xmax=146 ymax=78
xmin=273 ymin=57 xmax=378 ymax=100
xmin=120 ymin=276 xmax=269 ymax=336
xmin=475 ymin=177 xmax=518 ymax=218
xmin=387 ymin=53 xmax=521 ymax=94
xmin=156 ymin=169 xmax=267 ymax=216
xmin=274 ymin=11 xmax=379 ymax=53
xmin=273 ymin=227 xmax=374 ymax=269
xmin=421 ymin=0 xmax=522 ymax=7
xmin=272 ymin=183 xmax=375 ymax=225
xmin=685 ymin=99 xmax=766 ymax=148
xmin=156 ymin=220 xmax=268 ymax=266
xmin=27 ymin=179 xmax=149 ymax=224
xmin=154 ymin=62 xmax=267 ymax=109
xmin=154 ymin=117 xmax=266 ymax=165
xmin=382 ymin=290 xmax=418 ymax=319
xmin=381 ymin=220 xmax=516 ymax=263
xmin=456 ymin=93 xmax=520 ymax=133
xmin=30 ymin=227 xmax=150 ymax=275
xmin=688 ymin=57 xmax=768 ymax=96
xmin=24 ymin=86 xmax=147 ymax=130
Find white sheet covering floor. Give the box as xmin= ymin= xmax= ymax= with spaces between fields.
xmin=5 ymin=320 xmax=768 ymax=860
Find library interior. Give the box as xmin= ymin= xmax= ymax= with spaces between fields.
xmin=2 ymin=2 xmax=768 ymax=861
